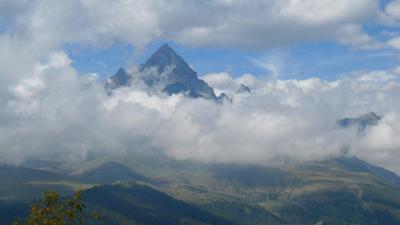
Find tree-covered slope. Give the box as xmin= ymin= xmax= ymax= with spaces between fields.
xmin=82 ymin=181 xmax=236 ymax=225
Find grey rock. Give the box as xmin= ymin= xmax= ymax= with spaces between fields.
xmin=105 ymin=68 xmax=131 ymax=94
xmin=337 ymin=112 xmax=381 ymax=130
xmin=106 ymin=44 xmax=217 ymax=100
xmin=236 ymin=84 xmax=251 ymax=94
xmin=162 ymin=82 xmax=202 ymax=98
xmin=216 ymin=93 xmax=232 ymax=104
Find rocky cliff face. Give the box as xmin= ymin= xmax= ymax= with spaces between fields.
xmin=106 ymin=44 xmax=218 ymax=100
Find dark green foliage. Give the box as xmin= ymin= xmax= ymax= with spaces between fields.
xmin=2 ymin=155 xmax=400 ymax=225
xmin=201 ymin=200 xmax=288 ymax=225
xmin=0 ymin=202 xmax=30 ymax=225
xmin=12 ymin=191 xmax=86 ymax=225
xmin=328 ymin=156 xmax=400 ymax=187
xmin=211 ymin=164 xmax=301 ymax=187
xmin=82 ymin=182 xmax=235 ymax=225
xmin=276 ymin=190 xmax=400 ymax=225
xmin=77 ymin=162 xmax=150 ymax=184
xmin=0 ymin=166 xmax=74 ymax=202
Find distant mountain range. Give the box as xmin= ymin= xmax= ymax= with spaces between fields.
xmin=107 ymin=44 xmax=384 ymax=130
xmin=1 ymin=153 xmax=400 ymax=225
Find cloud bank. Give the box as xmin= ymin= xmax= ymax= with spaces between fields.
xmin=1 ymin=50 xmax=400 ymax=173
xmin=0 ymin=0 xmax=381 ymax=50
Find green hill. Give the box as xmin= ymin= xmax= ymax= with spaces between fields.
xmin=1 ymin=156 xmax=400 ymax=225
xmin=82 ymin=181 xmax=236 ymax=225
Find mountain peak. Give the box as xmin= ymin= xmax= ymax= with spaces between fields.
xmin=216 ymin=93 xmax=232 ymax=104
xmin=157 ymin=43 xmax=175 ymax=54
xmin=105 ymin=67 xmax=131 ymax=93
xmin=142 ymin=44 xmax=185 ymax=73
xmin=236 ymin=84 xmax=251 ymax=94
xmin=151 ymin=44 xmax=178 ymax=60
xmin=106 ymin=44 xmax=217 ymax=100
xmin=139 ymin=44 xmax=216 ymax=99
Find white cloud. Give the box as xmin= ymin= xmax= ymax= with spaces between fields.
xmin=387 ymin=36 xmax=400 ymax=49
xmin=169 ymin=0 xmax=379 ymax=48
xmin=385 ymin=36 xmax=400 ymax=57
xmin=337 ymin=25 xmax=383 ymax=50
xmin=202 ymin=73 xmax=239 ymax=95
xmin=354 ymin=113 xmax=400 ymax=172
xmin=0 ymin=0 xmax=160 ymax=53
xmin=0 ymin=0 xmax=379 ymax=50
xmin=391 ymin=66 xmax=400 ymax=75
xmin=235 ymin=74 xmax=258 ymax=88
xmin=250 ymin=56 xmax=282 ymax=78
xmin=379 ymin=0 xmax=400 ymax=26
xmin=202 ymin=73 xmax=258 ymax=95
xmin=2 ymin=50 xmax=400 ymax=173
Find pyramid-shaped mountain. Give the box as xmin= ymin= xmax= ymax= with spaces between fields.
xmin=106 ymin=44 xmax=218 ymax=100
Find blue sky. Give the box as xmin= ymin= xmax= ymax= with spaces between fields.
xmin=65 ymin=16 xmax=400 ymax=81
xmin=2 ymin=0 xmax=400 ymax=81
xmin=59 ymin=0 xmax=399 ymax=81
xmin=65 ymin=38 xmax=399 ymax=81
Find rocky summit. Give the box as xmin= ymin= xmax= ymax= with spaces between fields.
xmin=106 ymin=44 xmax=224 ymax=100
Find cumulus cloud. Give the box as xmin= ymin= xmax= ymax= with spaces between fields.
xmin=201 ymin=73 xmax=242 ymax=95
xmin=354 ymin=113 xmax=400 ymax=172
xmin=379 ymin=0 xmax=400 ymax=26
xmin=338 ymin=25 xmax=383 ymax=50
xmin=0 ymin=0 xmax=379 ymax=50
xmin=391 ymin=66 xmax=400 ymax=75
xmin=202 ymin=72 xmax=259 ymax=96
xmin=388 ymin=36 xmax=400 ymax=49
xmin=1 ymin=48 xmax=400 ymax=173
xmin=385 ymin=36 xmax=400 ymax=58
xmin=167 ymin=0 xmax=379 ymax=48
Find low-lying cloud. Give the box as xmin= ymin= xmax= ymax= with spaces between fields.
xmin=1 ymin=51 xmax=400 ymax=173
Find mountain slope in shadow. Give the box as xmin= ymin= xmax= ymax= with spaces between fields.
xmin=83 ymin=181 xmax=236 ymax=225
